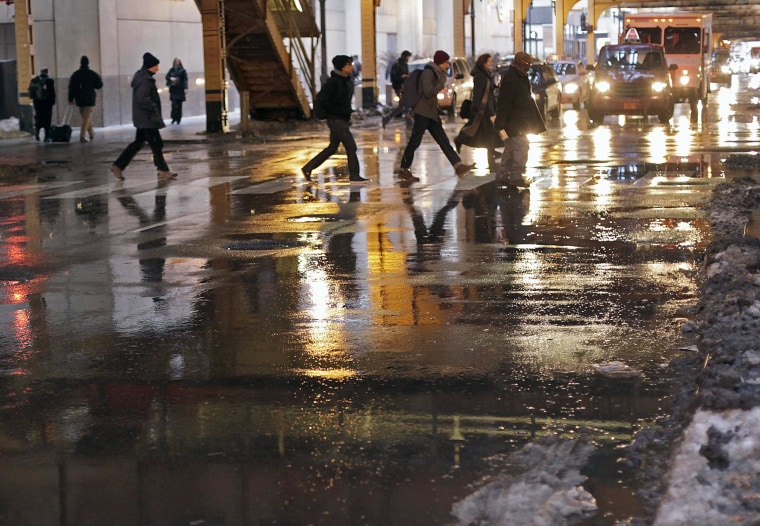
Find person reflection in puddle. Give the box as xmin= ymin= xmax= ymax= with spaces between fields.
xmin=462 ymin=183 xmax=530 ymax=244
xmin=116 ymin=181 xmax=168 ymax=287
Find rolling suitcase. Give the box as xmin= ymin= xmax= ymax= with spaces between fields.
xmin=49 ymin=107 xmax=73 ymax=143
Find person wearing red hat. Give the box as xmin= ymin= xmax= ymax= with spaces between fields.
xmin=397 ymin=50 xmax=475 ymax=182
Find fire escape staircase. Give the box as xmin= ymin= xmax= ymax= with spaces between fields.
xmin=202 ymin=0 xmax=320 ymax=119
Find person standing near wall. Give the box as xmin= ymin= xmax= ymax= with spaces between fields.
xmin=68 ymin=55 xmax=103 ymax=143
xmin=111 ymin=53 xmax=176 ymax=181
xmin=165 ymin=57 xmax=188 ymax=125
xmin=28 ymin=68 xmax=56 ymax=142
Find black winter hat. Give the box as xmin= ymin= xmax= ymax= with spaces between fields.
xmin=80 ymin=55 xmax=89 ymax=66
xmin=332 ymin=55 xmax=353 ymax=70
xmin=142 ymin=52 xmax=160 ymax=69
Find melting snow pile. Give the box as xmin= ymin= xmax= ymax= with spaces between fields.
xmin=449 ymin=436 xmax=597 ymax=526
xmin=654 ymin=177 xmax=760 ymax=525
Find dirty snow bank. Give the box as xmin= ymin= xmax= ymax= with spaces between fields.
xmin=449 ymin=436 xmax=597 ymax=526
xmin=654 ymin=177 xmax=760 ymax=525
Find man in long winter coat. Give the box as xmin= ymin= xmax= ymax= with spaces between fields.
xmin=110 ymin=53 xmax=175 ymax=181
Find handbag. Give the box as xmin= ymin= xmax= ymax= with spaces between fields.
xmin=459 ymin=99 xmax=473 ymax=120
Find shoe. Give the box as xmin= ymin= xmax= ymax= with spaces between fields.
xmin=507 ymin=175 xmax=531 ymax=187
xmin=157 ymin=170 xmax=178 ymax=179
xmin=349 ymin=175 xmax=369 ymax=183
xmin=454 ymin=162 xmax=475 ymax=177
xmin=110 ymin=165 xmax=125 ymax=181
xmin=80 ymin=137 xmax=88 ymax=143
xmin=398 ymin=168 xmax=420 ymax=182
xmin=301 ymin=167 xmax=312 ymax=181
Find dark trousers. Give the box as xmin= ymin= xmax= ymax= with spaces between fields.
xmin=303 ymin=118 xmax=360 ymax=178
xmin=170 ymin=100 xmax=183 ymax=124
xmin=33 ymin=100 xmax=54 ymax=139
xmin=114 ymin=128 xmax=170 ymax=172
xmin=401 ymin=114 xmax=461 ymax=169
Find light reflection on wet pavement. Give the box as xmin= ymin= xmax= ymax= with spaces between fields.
xmin=1 ymin=77 xmax=759 ymax=525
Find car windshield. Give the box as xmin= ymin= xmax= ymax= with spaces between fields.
xmin=553 ymin=63 xmax=576 ymax=75
xmin=598 ymin=47 xmax=665 ymax=70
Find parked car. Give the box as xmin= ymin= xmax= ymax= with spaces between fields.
xmin=493 ymin=59 xmax=563 ymax=121
xmin=552 ymin=59 xmax=590 ymax=109
xmin=586 ymin=43 xmax=676 ymax=124
xmin=407 ymin=57 xmax=474 ymax=117
xmin=710 ymin=49 xmax=731 ymax=84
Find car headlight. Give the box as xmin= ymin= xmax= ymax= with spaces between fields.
xmin=564 ymin=83 xmax=578 ymax=94
xmin=651 ymin=81 xmax=668 ymax=93
xmin=594 ymin=81 xmax=610 ymax=93
xmin=437 ymin=92 xmax=445 ymax=101
xmin=720 ymin=65 xmax=731 ymax=74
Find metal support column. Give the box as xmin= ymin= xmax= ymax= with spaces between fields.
xmin=360 ymin=0 xmax=378 ymax=108
xmin=454 ymin=0 xmax=466 ymax=58
xmin=199 ymin=0 xmax=229 ymax=133
xmin=14 ymin=0 xmax=34 ymax=133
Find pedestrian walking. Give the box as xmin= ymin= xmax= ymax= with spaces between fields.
xmin=67 ymin=55 xmax=103 ymax=143
xmin=301 ymin=55 xmax=368 ymax=183
xmin=165 ymin=57 xmax=188 ymax=124
xmin=28 ymin=68 xmax=56 ymax=142
xmin=382 ymin=50 xmax=412 ymax=129
xmin=454 ymin=53 xmax=502 ymax=170
xmin=111 ymin=52 xmax=176 ymax=181
xmin=398 ymin=50 xmax=475 ymax=183
xmin=493 ymin=51 xmax=546 ymax=187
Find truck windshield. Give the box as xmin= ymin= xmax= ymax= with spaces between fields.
xmin=664 ymin=27 xmax=701 ymax=54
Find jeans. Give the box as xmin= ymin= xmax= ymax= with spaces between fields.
xmin=303 ymin=118 xmax=360 ymax=178
xmin=400 ymin=114 xmax=461 ymax=169
xmin=114 ymin=128 xmax=170 ymax=172
xmin=496 ymin=135 xmax=529 ymax=180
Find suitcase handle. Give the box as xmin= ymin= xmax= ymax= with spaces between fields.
xmin=60 ymin=105 xmax=73 ymax=126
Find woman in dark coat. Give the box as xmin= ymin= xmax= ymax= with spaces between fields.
xmin=455 ymin=53 xmax=501 ymax=170
xmin=165 ymin=57 xmax=188 ymax=124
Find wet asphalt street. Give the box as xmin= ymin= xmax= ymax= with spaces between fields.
xmin=1 ymin=76 xmax=760 ymax=525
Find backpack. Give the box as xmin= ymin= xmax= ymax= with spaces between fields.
xmin=29 ymin=77 xmax=45 ymax=101
xmin=313 ymin=88 xmax=327 ymax=119
xmin=400 ymin=68 xmax=423 ymax=109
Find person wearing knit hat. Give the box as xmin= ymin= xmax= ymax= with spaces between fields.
xmin=433 ymin=50 xmax=450 ymax=65
xmin=397 ymin=50 xmax=475 ymax=182
xmin=111 ymin=52 xmax=176 ymax=181
xmin=492 ymin=51 xmax=545 ymax=187
xmin=301 ymin=54 xmax=368 ymax=183
xmin=68 ymin=54 xmax=103 ymax=143
xmin=143 ymin=52 xmax=160 ymax=69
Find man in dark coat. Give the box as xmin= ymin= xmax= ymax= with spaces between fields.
xmin=493 ymin=51 xmax=546 ymax=187
xmin=301 ymin=55 xmax=367 ymax=182
xmin=28 ymin=68 xmax=56 ymax=142
xmin=111 ymin=53 xmax=175 ymax=181
xmin=68 ymin=55 xmax=103 ymax=143
xmin=382 ymin=50 xmax=412 ymax=129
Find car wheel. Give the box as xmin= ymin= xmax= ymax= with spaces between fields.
xmin=549 ymin=93 xmax=562 ymax=119
xmin=572 ymin=100 xmax=581 ymax=111
xmin=658 ymin=101 xmax=675 ymax=123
